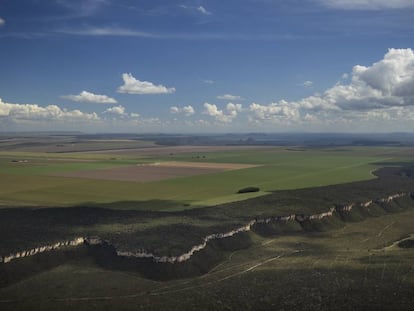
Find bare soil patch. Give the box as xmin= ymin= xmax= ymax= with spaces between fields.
xmin=53 ymin=162 xmax=254 ymax=182
xmin=52 ymin=161 xmax=258 ymax=182
xmin=79 ymin=145 xmax=273 ymax=156
xmin=148 ymin=161 xmax=258 ymax=170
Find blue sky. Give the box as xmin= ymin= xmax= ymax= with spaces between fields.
xmin=0 ymin=0 xmax=413 ymax=133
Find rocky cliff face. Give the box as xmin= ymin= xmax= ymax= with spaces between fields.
xmin=116 ymin=221 xmax=255 ymax=263
xmin=1 ymin=192 xmax=411 ymax=265
xmin=0 ymin=237 xmax=85 ymax=264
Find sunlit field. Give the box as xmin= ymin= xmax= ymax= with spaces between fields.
xmin=0 ymin=145 xmax=406 ymax=209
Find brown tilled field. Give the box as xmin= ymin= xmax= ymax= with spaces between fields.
xmin=79 ymin=145 xmax=273 ymax=156
xmin=149 ymin=161 xmax=257 ymax=169
xmin=52 ymin=162 xmax=257 ymax=182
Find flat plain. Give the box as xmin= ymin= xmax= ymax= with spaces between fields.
xmin=0 ymin=136 xmax=404 ymax=208
xmin=0 ymin=134 xmax=413 ymax=310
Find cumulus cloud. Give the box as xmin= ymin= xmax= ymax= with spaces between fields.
xmin=217 ymin=94 xmax=245 ymax=101
xmin=103 ymin=105 xmax=142 ymax=120
xmin=203 ymin=103 xmax=227 ymax=122
xmin=0 ymin=98 xmax=154 ymax=131
xmin=325 ymin=48 xmax=414 ymax=110
xmin=0 ymin=98 xmax=99 ymax=122
xmin=318 ymin=0 xmax=414 ymax=10
xmin=61 ymin=90 xmax=117 ymax=104
xmin=117 ymin=73 xmax=175 ymax=95
xmin=170 ymin=105 xmax=195 ymax=116
xmin=203 ymin=103 xmax=243 ymax=123
xmin=249 ymin=102 xmax=300 ymax=121
xmin=0 ymin=17 xmax=5 ymax=27
xmin=227 ymin=103 xmax=243 ymax=115
xmin=248 ymin=48 xmax=414 ymax=125
xmin=104 ymin=105 xmax=126 ymax=115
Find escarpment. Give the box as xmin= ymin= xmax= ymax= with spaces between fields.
xmin=0 ymin=237 xmax=85 ymax=264
xmin=115 ymin=221 xmax=254 ymax=263
xmin=2 ymin=192 xmax=412 ymax=266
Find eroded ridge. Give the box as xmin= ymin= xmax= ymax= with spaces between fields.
xmin=116 ymin=221 xmax=255 ymax=263
xmin=1 ymin=192 xmax=411 ymax=265
xmin=0 ymin=237 xmax=85 ymax=264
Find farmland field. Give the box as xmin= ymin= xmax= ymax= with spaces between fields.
xmin=0 ymin=135 xmax=414 ymax=310
xmin=51 ymin=161 xmax=258 ymax=182
xmin=0 ymin=137 xmax=407 ymax=208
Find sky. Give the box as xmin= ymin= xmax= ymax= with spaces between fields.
xmin=0 ymin=0 xmax=413 ymax=133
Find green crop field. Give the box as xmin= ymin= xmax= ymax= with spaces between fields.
xmin=0 ymin=146 xmax=408 ymax=209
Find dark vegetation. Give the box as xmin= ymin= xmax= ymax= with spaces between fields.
xmin=2 ymin=134 xmax=414 ymax=310
xmin=1 ymin=165 xmax=414 ymax=283
xmin=237 ymin=186 xmax=260 ymax=194
xmin=89 ymin=232 xmax=253 ymax=281
xmin=0 ymin=247 xmax=88 ymax=288
xmin=5 ymin=132 xmax=414 ymax=150
xmin=398 ymin=239 xmax=414 ymax=248
xmin=134 ymin=132 xmax=414 ymax=146
xmin=1 ymin=165 xmax=414 ymax=256
xmin=0 ymin=159 xmax=414 ymax=310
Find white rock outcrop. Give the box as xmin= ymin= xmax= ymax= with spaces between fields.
xmin=1 ymin=192 xmax=411 ymax=265
xmin=1 ymin=237 xmax=85 ymax=264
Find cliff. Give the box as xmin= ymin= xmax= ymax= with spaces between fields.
xmin=1 ymin=192 xmax=411 ymax=265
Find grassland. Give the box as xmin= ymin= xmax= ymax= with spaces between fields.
xmin=0 ymin=145 xmax=407 ymax=209
xmin=1 ymin=206 xmax=413 ymax=310
xmin=1 ymin=136 xmax=414 ymax=310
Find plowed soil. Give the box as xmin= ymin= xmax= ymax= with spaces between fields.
xmin=53 ymin=162 xmax=257 ymax=182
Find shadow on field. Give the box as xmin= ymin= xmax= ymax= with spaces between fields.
xmin=2 ymin=165 xmax=414 ymax=286
xmin=0 ymin=246 xmax=89 ymax=288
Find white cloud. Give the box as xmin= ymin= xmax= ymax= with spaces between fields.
xmin=0 ymin=97 xmax=99 ymax=122
xmin=203 ymin=103 xmax=242 ymax=123
xmin=61 ymin=90 xmax=117 ymax=104
xmin=57 ymin=26 xmax=298 ymax=41
xmin=318 ymin=0 xmax=414 ymax=10
xmin=130 ymin=112 xmax=140 ymax=118
xmin=204 ymin=103 xmax=229 ymax=123
xmin=170 ymin=106 xmax=179 ymax=114
xmin=104 ymin=105 xmax=126 ymax=115
xmin=117 ymin=73 xmax=175 ymax=95
xmin=217 ymin=94 xmax=245 ymax=101
xmin=58 ymin=27 xmax=156 ymax=38
xmin=203 ymin=79 xmax=215 ymax=84
xmin=303 ymin=80 xmax=314 ymax=88
xmin=103 ymin=105 xmax=143 ymax=121
xmin=324 ymin=48 xmax=414 ymax=110
xmin=249 ymin=102 xmax=300 ymax=121
xmin=353 ymin=49 xmax=414 ymax=97
xmin=197 ymin=6 xmax=211 ymax=15
xmin=0 ymin=17 xmax=5 ymax=27
xmin=226 ymin=103 xmax=243 ymax=116
xmin=0 ymin=98 xmax=161 ymax=131
xmin=170 ymin=105 xmax=195 ymax=116
xmin=247 ymin=48 xmax=414 ymax=126
xmin=180 ymin=5 xmax=211 ymax=15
